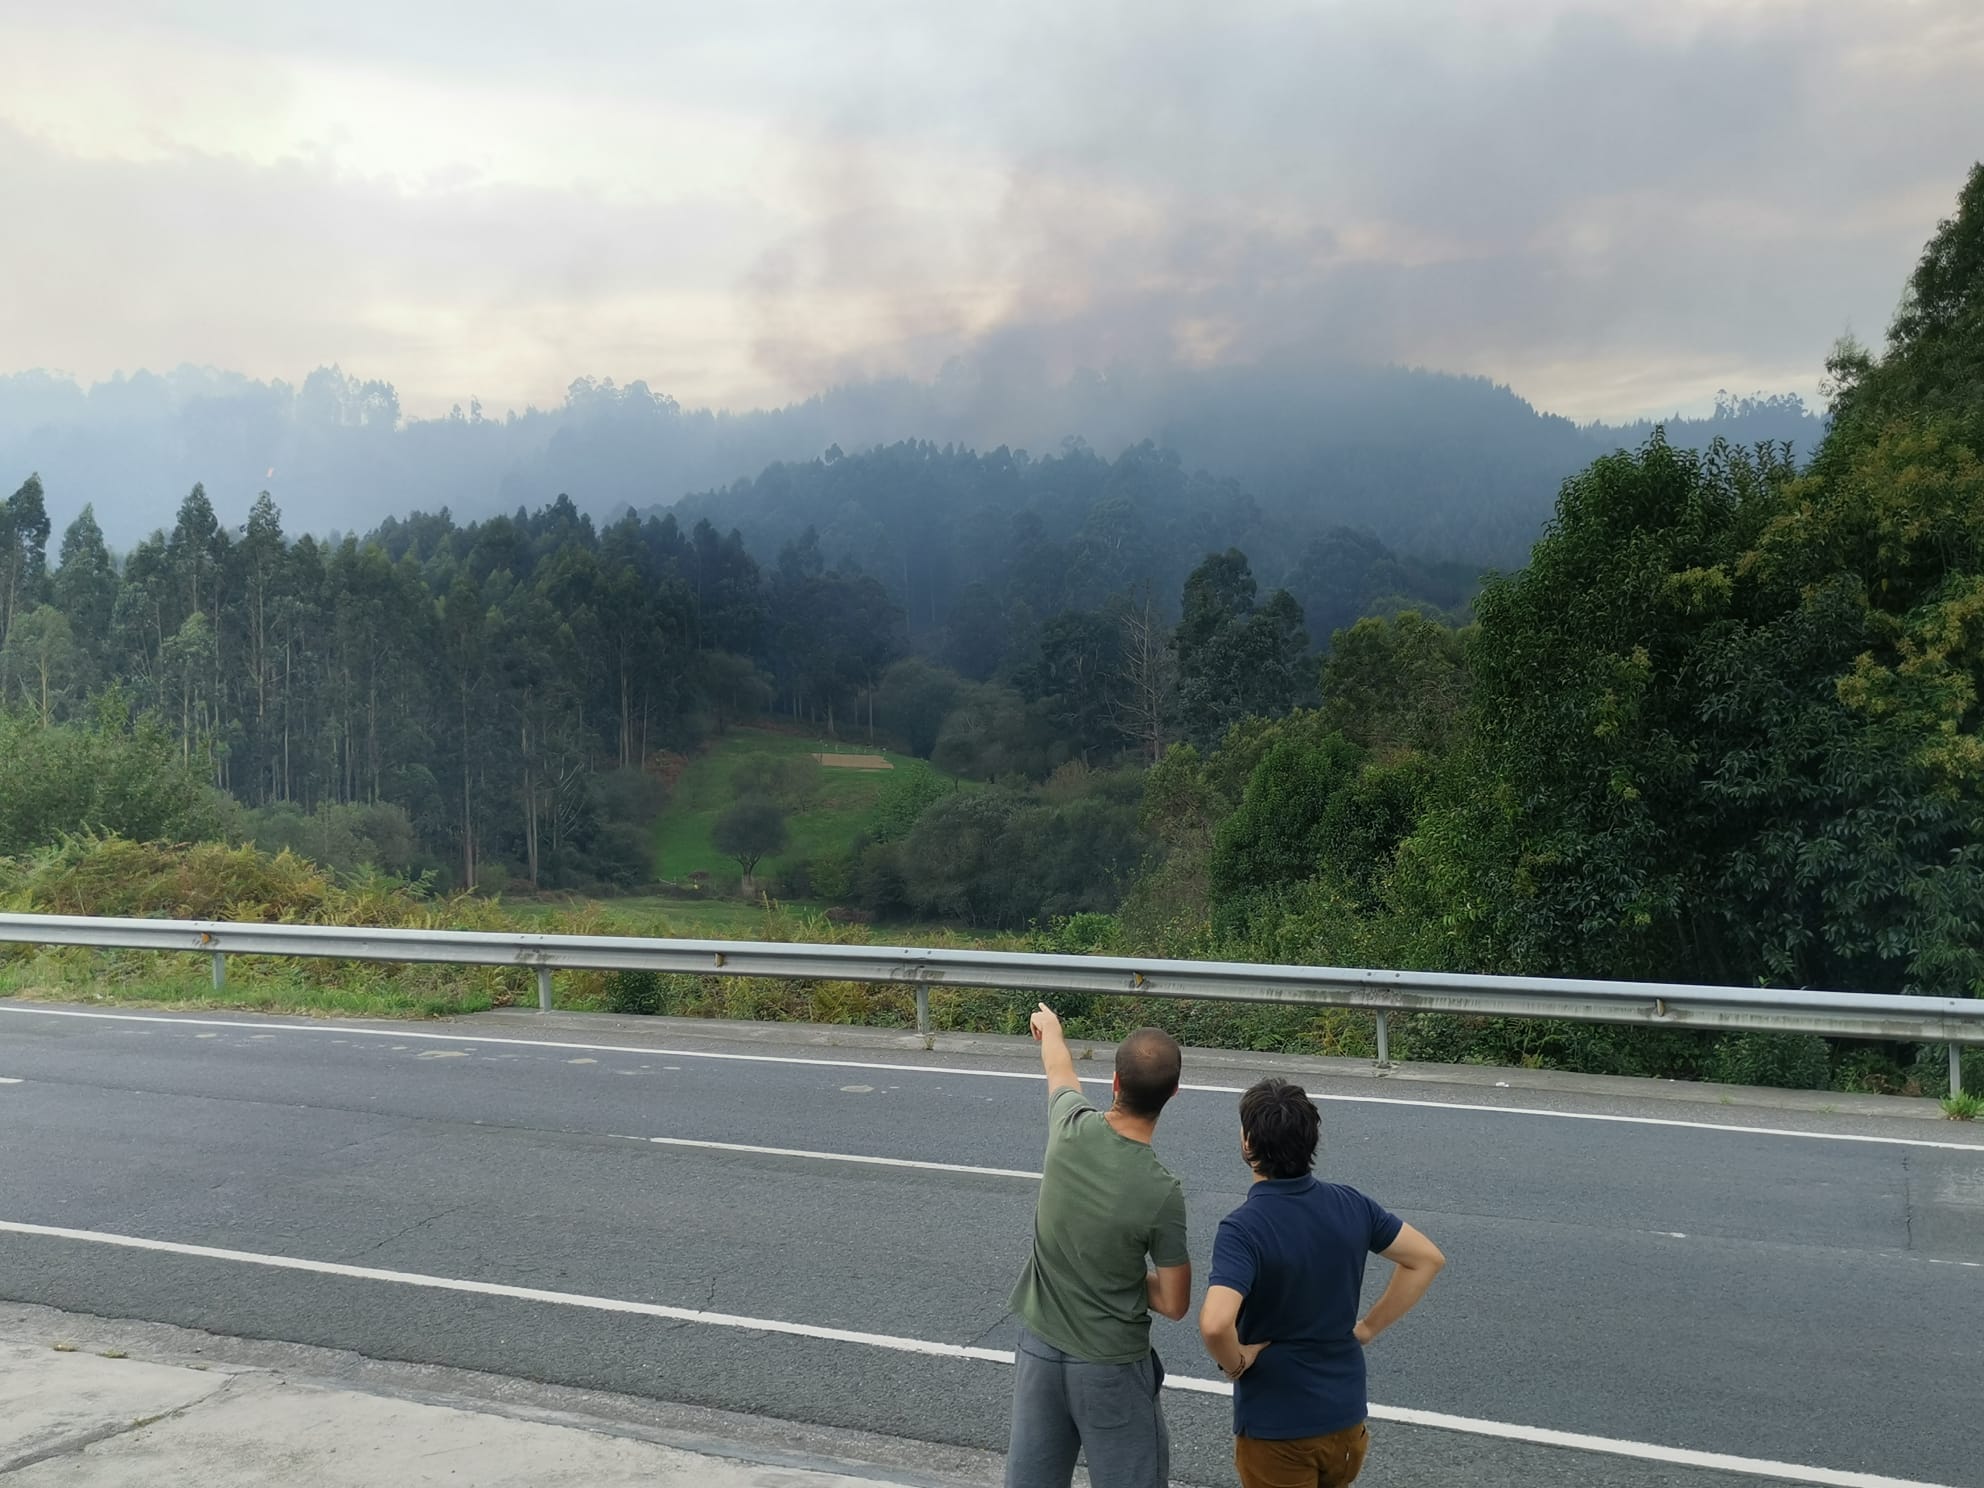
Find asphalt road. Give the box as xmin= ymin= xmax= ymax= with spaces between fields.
xmin=1 ymin=1001 xmax=1978 ymax=1488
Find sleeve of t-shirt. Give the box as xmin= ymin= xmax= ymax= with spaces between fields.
xmin=1048 ymin=1083 xmax=1093 ymax=1133
xmin=1206 ymin=1213 xmax=1255 ymax=1295
xmin=1148 ymin=1177 xmax=1190 ymax=1269
xmin=1363 ymin=1191 xmax=1405 ymax=1253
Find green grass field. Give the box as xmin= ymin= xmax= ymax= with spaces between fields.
xmin=651 ymin=728 xmax=950 ymax=885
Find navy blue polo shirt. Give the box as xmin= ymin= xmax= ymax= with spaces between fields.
xmin=1207 ymin=1175 xmax=1403 ymax=1440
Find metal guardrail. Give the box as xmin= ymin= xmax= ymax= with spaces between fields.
xmin=1 ymin=912 xmax=1976 ymax=1095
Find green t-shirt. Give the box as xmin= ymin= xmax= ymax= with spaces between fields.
xmin=1009 ymin=1085 xmax=1190 ymax=1364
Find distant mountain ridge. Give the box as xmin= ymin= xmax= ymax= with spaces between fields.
xmin=0 ymin=359 xmax=1822 ymax=564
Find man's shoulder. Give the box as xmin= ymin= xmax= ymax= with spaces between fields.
xmin=1315 ymin=1179 xmax=1373 ymax=1203
xmin=1046 ymin=1084 xmax=1095 ymax=1126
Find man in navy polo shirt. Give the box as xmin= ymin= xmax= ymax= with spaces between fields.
xmin=1198 ymin=1077 xmax=1445 ymax=1487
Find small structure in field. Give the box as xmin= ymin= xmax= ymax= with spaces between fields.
xmin=812 ymin=753 xmax=893 ymax=770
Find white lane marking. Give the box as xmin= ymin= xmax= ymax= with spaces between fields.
xmin=0 ymin=1219 xmax=1953 ymax=1488
xmin=634 ymin=1135 xmax=1040 ymax=1180
xmin=4 ymin=1004 xmax=1981 ymax=1153
xmin=0 ymin=1077 xmax=21 ymax=1085
xmin=1361 ymin=1403 xmax=1950 ymax=1488
xmin=0 ymin=1218 xmax=1009 ymax=1361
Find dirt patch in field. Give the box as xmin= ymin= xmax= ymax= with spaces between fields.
xmin=813 ymin=752 xmax=894 ymax=770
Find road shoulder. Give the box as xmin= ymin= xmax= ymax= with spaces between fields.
xmin=0 ymin=1301 xmax=997 ymax=1488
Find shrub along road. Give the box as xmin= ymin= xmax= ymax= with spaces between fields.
xmin=0 ymin=1001 xmax=1976 ymax=1488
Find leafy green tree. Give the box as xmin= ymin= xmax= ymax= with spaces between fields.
xmin=877 ymin=657 xmax=962 ymax=757
xmin=896 ymin=789 xmax=1025 ymax=924
xmin=1024 ymin=610 xmax=1123 ymax=762
xmin=1208 ymin=732 xmax=1365 ymax=922
xmin=712 ymin=798 xmax=788 ymax=878
xmin=1318 ymin=611 xmax=1469 ymax=759
xmin=933 ymin=682 xmax=1040 ymax=779
xmin=1463 ymin=435 xmax=1775 ymax=979
xmin=0 ymin=473 xmax=50 ymax=648
xmin=1175 ymin=550 xmax=1310 ymax=745
xmin=52 ymin=505 xmax=116 ymax=661
xmin=0 ymin=605 xmax=78 ymax=724
xmin=696 ymin=651 xmax=773 ymax=735
xmin=941 ymin=582 xmax=1008 ymax=681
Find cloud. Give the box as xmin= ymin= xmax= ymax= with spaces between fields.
xmin=4 ymin=0 xmax=1982 ymax=422
xmin=741 ymin=0 xmax=1984 ymax=416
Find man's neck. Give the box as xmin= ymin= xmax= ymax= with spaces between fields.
xmin=1104 ymin=1105 xmax=1158 ymax=1145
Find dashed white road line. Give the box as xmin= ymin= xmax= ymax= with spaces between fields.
xmin=0 ymin=1076 xmax=21 ymax=1085
xmin=0 ymin=1218 xmax=1953 ymax=1488
xmin=4 ymin=1004 xmax=1982 ymax=1153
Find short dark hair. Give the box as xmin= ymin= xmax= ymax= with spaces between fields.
xmin=1115 ymin=1027 xmax=1182 ymax=1118
xmin=1239 ymin=1078 xmax=1319 ymax=1179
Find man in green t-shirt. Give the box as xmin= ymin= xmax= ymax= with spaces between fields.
xmin=1005 ymin=1002 xmax=1190 ymax=1488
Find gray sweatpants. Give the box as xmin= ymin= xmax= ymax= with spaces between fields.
xmin=1005 ymin=1327 xmax=1169 ymax=1488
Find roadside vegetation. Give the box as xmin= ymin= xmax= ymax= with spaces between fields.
xmin=4 ymin=836 xmax=1977 ymax=1101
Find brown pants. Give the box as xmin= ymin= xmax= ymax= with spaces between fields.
xmin=1234 ymin=1422 xmax=1370 ymax=1488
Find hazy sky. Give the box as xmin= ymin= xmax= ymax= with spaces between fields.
xmin=4 ymin=0 xmax=1981 ymax=423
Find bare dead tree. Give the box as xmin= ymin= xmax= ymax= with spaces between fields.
xmin=1111 ymin=586 xmax=1174 ymax=765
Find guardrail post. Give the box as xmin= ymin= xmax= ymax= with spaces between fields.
xmin=536 ymin=967 xmax=553 ymax=1013
xmin=1374 ymin=1011 xmax=1392 ymax=1071
xmin=211 ymin=952 xmax=225 ymax=990
xmin=915 ymin=986 xmax=930 ymax=1037
xmin=1953 ymin=1044 xmax=1965 ymax=1099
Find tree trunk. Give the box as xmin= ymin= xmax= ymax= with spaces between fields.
xmin=461 ymin=684 xmax=475 ymax=890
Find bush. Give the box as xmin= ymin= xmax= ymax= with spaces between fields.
xmin=767 ymin=858 xmax=816 ymax=899
xmin=871 ymin=771 xmax=952 ymax=843
xmin=851 ymin=840 xmax=908 ymax=916
xmin=1832 ymin=1043 xmax=1914 ymax=1095
xmin=0 ymin=702 xmax=223 ymax=857
xmin=808 ymin=850 xmax=855 ymax=903
xmin=1907 ymin=1042 xmax=1984 ymax=1099
xmin=1032 ymin=913 xmax=1121 ymax=955
xmin=1704 ymin=1031 xmax=1833 ymax=1091
xmin=605 ymin=969 xmax=665 ymax=1015
xmin=238 ymin=799 xmax=426 ymax=878
xmin=587 ymin=822 xmax=654 ymax=888
xmin=0 ymin=834 xmax=527 ymax=1012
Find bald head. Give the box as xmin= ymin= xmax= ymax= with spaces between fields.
xmin=1114 ymin=1027 xmax=1182 ymax=1119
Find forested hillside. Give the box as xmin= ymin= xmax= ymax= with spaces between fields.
xmin=0 ymin=444 xmax=1365 ymax=898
